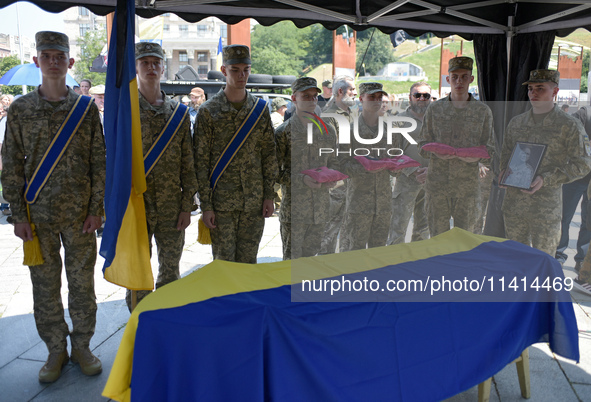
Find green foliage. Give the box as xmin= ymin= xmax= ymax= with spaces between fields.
xmin=356 ymin=29 xmax=397 ymax=76
xmin=73 ymin=29 xmax=107 ymax=86
xmin=0 ymin=55 xmax=35 ymax=95
xmin=251 ymin=21 xmax=313 ymax=76
xmin=581 ymin=49 xmax=589 ymax=93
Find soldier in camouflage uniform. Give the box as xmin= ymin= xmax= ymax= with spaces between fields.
xmin=0 ymin=31 xmax=104 ymax=382
xmin=194 ymin=45 xmax=278 ymax=263
xmin=500 ymin=69 xmax=591 ymax=255
xmin=124 ymin=43 xmax=198 ymax=311
xmin=319 ymin=76 xmax=357 ymax=254
xmin=419 ymin=56 xmax=495 ymax=236
xmin=387 ymin=81 xmax=431 ymax=245
xmin=339 ymin=82 xmax=393 ymax=251
xmin=275 ymin=77 xmax=338 ymax=259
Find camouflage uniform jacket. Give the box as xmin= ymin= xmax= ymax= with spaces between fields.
xmin=1 ymin=89 xmax=105 ymax=224
xmin=139 ymin=91 xmax=197 ymax=223
xmin=393 ymin=108 xmax=429 ymax=183
xmin=501 ymin=105 xmax=591 ymax=203
xmin=418 ymin=94 xmax=495 ymax=198
xmin=275 ymin=114 xmax=338 ymax=224
xmin=322 ymin=101 xmax=356 ymax=134
xmin=194 ymin=89 xmax=278 ymax=212
xmin=339 ymin=114 xmax=393 ymax=215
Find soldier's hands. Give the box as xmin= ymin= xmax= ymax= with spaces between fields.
xmin=176 ymin=211 xmax=191 ymax=231
xmin=262 ymin=199 xmax=274 ymax=218
xmin=203 ymin=210 xmax=216 ymax=229
xmin=323 ymin=180 xmax=338 ymax=189
xmin=414 ymin=167 xmax=428 ymax=184
xmin=303 ymin=175 xmax=322 ymax=189
xmin=522 ymin=175 xmax=544 ymax=195
xmin=478 ymin=163 xmax=489 ymax=179
xmin=15 ymin=223 xmax=33 ymax=242
xmin=83 ymin=215 xmax=102 ymax=234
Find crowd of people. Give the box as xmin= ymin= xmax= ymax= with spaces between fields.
xmin=1 ymin=30 xmax=591 ymax=386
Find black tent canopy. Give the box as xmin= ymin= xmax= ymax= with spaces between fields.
xmin=1 ymin=0 xmax=591 ymax=38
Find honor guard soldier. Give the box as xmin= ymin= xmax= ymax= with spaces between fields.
xmin=1 ymin=31 xmax=105 ymax=382
xmin=500 ymin=69 xmax=591 ymax=255
xmin=126 ymin=42 xmax=198 ymax=310
xmin=419 ymin=56 xmax=495 ymax=236
xmin=194 ymin=45 xmax=278 ymax=263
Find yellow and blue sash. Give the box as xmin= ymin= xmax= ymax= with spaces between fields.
xmin=24 ymin=95 xmax=94 ymax=204
xmin=144 ymin=103 xmax=189 ymax=177
xmin=209 ymin=98 xmax=267 ymax=190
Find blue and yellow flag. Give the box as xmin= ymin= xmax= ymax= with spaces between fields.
xmin=216 ymin=36 xmax=223 ymax=69
xmin=100 ymin=0 xmax=153 ymax=290
xmin=103 ymin=229 xmax=579 ymax=401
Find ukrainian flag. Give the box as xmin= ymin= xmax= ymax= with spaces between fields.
xmin=100 ymin=0 xmax=153 ymax=290
xmin=103 ymin=229 xmax=579 ymax=401
xmin=216 ymin=36 xmax=223 ymax=69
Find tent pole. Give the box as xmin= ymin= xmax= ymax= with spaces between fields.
xmin=503 ymin=16 xmax=515 ymax=128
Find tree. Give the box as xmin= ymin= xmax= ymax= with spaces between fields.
xmin=0 ymin=55 xmax=34 ymax=96
xmin=581 ymin=49 xmax=589 ymax=93
xmin=356 ymin=29 xmax=397 ymax=76
xmin=250 ymin=21 xmax=312 ymax=76
xmin=73 ymin=29 xmax=107 ymax=86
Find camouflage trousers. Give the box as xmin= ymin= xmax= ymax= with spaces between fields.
xmin=319 ymin=182 xmax=347 ymax=255
xmin=503 ymin=192 xmax=561 ymax=256
xmin=387 ymin=176 xmax=429 ymax=245
xmin=126 ymin=219 xmax=184 ymax=312
xmin=425 ymin=191 xmax=480 ymax=237
xmin=30 ymin=222 xmax=97 ymax=353
xmin=339 ymin=212 xmax=391 ymax=252
xmin=210 ymin=210 xmax=264 ymax=263
xmin=280 ymin=220 xmax=324 ymax=260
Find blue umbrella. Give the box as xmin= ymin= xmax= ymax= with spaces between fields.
xmin=0 ymin=63 xmax=78 ymax=87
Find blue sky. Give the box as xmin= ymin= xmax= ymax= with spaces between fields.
xmin=0 ymin=2 xmax=65 ymax=38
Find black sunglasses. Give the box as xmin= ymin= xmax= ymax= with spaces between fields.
xmin=412 ymin=92 xmax=431 ymax=99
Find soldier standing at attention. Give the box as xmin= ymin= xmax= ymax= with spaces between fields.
xmin=126 ymin=43 xmax=198 ymax=311
xmin=500 ymin=69 xmax=591 ymax=255
xmin=319 ymin=75 xmax=356 ymax=254
xmin=275 ymin=77 xmax=338 ymax=259
xmin=419 ymin=56 xmax=495 ymax=236
xmin=194 ymin=45 xmax=278 ymax=263
xmin=339 ymin=82 xmax=393 ymax=251
xmin=1 ymin=31 xmax=105 ymax=382
xmin=387 ymin=81 xmax=431 ymax=245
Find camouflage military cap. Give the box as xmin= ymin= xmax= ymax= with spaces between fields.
xmin=359 ymin=82 xmax=387 ymax=97
xmin=448 ymin=56 xmax=473 ymax=72
xmin=522 ymin=69 xmax=560 ymax=86
xmin=272 ymin=97 xmax=288 ymax=111
xmin=88 ymin=84 xmax=105 ymax=95
xmin=35 ymin=31 xmax=69 ymax=53
xmin=135 ymin=42 xmax=164 ymax=60
xmin=291 ymin=77 xmax=321 ymax=93
xmin=322 ymin=80 xmax=332 ymax=88
xmin=222 ymin=45 xmax=251 ymax=65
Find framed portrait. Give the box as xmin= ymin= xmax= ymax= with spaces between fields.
xmin=500 ymin=142 xmax=546 ymax=190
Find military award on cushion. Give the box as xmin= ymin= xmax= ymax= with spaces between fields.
xmin=300 ymin=166 xmax=348 ymax=183
xmin=500 ymin=142 xmax=546 ymax=190
xmin=387 ymin=155 xmax=422 ymax=170
xmin=421 ymin=142 xmax=456 ymax=156
xmin=456 ymin=145 xmax=490 ymax=159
